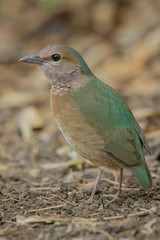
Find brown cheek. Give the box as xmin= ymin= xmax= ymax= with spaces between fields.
xmin=61 ymin=61 xmax=76 ymax=75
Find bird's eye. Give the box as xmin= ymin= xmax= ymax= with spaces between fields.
xmin=51 ymin=54 xmax=61 ymax=62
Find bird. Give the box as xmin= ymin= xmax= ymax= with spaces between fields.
xmin=19 ymin=44 xmax=152 ymax=202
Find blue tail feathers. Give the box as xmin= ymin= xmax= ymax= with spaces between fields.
xmin=133 ymin=161 xmax=152 ymax=188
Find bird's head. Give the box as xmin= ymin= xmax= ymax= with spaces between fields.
xmin=19 ymin=45 xmax=91 ymax=87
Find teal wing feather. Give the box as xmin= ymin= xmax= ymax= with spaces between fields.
xmin=134 ymin=122 xmax=151 ymax=155
xmin=71 ymin=77 xmax=149 ymax=167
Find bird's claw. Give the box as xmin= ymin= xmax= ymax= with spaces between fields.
xmin=88 ymin=197 xmax=93 ymax=203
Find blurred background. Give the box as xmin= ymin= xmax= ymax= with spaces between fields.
xmin=0 ymin=0 xmax=159 ymax=163
xmin=0 ymin=0 xmax=160 ymax=239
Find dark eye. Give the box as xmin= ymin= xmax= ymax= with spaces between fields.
xmin=51 ymin=54 xmax=61 ymax=62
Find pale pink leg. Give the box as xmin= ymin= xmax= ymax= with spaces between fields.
xmin=88 ymin=168 xmax=103 ymax=202
xmin=117 ymin=168 xmax=123 ymax=198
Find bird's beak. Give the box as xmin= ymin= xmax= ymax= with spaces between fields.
xmin=18 ymin=54 xmax=44 ymax=64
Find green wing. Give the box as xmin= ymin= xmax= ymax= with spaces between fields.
xmin=71 ymin=77 xmax=150 ymax=167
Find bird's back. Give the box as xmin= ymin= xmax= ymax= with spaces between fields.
xmin=70 ymin=77 xmax=150 ymax=166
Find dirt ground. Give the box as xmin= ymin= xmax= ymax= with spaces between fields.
xmin=0 ymin=0 xmax=160 ymax=239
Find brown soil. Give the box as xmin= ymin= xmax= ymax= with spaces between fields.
xmin=0 ymin=107 xmax=160 ymax=240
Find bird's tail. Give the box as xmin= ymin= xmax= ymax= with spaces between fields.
xmin=133 ymin=157 xmax=152 ymax=188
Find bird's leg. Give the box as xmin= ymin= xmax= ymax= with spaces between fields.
xmin=117 ymin=167 xmax=123 ymax=198
xmin=103 ymin=168 xmax=123 ymax=202
xmin=88 ymin=167 xmax=103 ymax=202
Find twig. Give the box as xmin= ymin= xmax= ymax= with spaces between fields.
xmin=30 ymin=187 xmax=60 ymax=191
xmin=103 ymin=208 xmax=149 ymax=220
xmin=2 ymin=198 xmax=20 ymax=202
xmin=98 ymin=228 xmax=115 ymax=240
xmin=50 ymin=193 xmax=77 ymax=207
xmin=25 ymin=204 xmax=66 ymax=214
xmin=121 ymin=187 xmax=140 ymax=191
xmin=85 ymin=226 xmax=115 ymax=240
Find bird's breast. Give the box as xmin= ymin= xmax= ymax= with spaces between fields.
xmin=50 ymin=92 xmax=119 ymax=168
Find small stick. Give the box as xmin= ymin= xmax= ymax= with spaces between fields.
xmin=84 ymin=226 xmax=115 ymax=240
xmin=103 ymin=208 xmax=149 ymax=220
xmin=50 ymin=193 xmax=77 ymax=207
xmin=25 ymin=204 xmax=66 ymax=214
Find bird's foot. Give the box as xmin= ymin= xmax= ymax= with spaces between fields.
xmin=88 ymin=197 xmax=93 ymax=203
xmin=102 ymin=193 xmax=120 ymax=203
xmin=88 ymin=196 xmax=94 ymax=203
